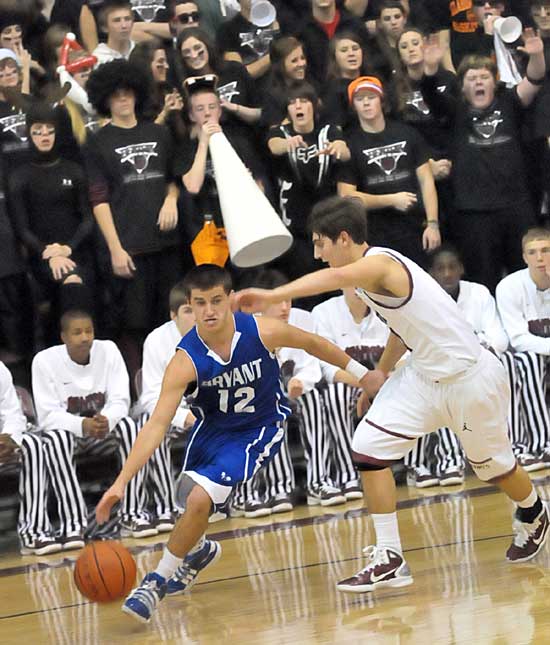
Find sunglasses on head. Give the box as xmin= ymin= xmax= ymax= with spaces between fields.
xmin=177 ymin=11 xmax=200 ymax=23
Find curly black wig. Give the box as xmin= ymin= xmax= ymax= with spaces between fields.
xmin=86 ymin=59 xmax=151 ymax=117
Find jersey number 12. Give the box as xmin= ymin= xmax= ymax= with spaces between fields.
xmin=218 ymin=387 xmax=256 ymax=414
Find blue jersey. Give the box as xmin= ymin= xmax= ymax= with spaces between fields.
xmin=177 ymin=312 xmax=291 ymax=431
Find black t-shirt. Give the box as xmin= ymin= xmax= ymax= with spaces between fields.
xmin=130 ymin=0 xmax=169 ymax=22
xmin=450 ymin=87 xmax=531 ymax=210
xmin=0 ymin=102 xmax=30 ymax=175
xmin=84 ymin=121 xmax=179 ymax=254
xmin=338 ymin=120 xmax=430 ymax=240
xmin=268 ymin=122 xmax=345 ymax=235
xmin=399 ymin=70 xmax=458 ymax=158
xmin=424 ymin=0 xmax=479 ymax=67
xmin=216 ymin=61 xmax=260 ymax=139
xmin=175 ymin=129 xmax=264 ymax=241
xmin=8 ymin=158 xmax=94 ymax=261
xmin=217 ymin=13 xmax=279 ymax=67
xmin=524 ymin=38 xmax=550 ymax=139
xmin=0 ymin=169 xmax=24 ymax=279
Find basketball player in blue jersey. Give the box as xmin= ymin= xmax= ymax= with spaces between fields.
xmin=95 ymin=264 xmax=371 ymax=623
xmin=236 ymin=196 xmax=550 ymax=594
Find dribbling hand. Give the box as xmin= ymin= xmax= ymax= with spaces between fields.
xmin=96 ymin=480 xmax=125 ymax=525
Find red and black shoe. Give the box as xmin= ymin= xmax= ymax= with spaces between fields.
xmin=507 ymin=503 xmax=550 ymax=563
xmin=336 ymin=545 xmax=414 ymax=593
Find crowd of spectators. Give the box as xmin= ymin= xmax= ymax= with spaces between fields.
xmin=0 ymin=0 xmax=550 ymax=552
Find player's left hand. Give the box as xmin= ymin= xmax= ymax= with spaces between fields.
xmin=356 ymin=391 xmax=371 ymax=418
xmin=422 ymin=225 xmax=441 ymax=251
xmin=96 ymin=480 xmax=125 ymax=524
xmin=158 ymin=196 xmax=178 ymax=231
xmin=287 ymin=378 xmax=304 ymax=399
xmin=359 ymin=369 xmax=387 ymax=400
xmin=234 ymin=288 xmax=276 ymax=313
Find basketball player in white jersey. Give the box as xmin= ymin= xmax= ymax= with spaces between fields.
xmin=236 ymin=196 xmax=549 ymax=593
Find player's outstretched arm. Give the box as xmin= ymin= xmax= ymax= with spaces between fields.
xmin=236 ymin=256 xmax=386 ymax=312
xmin=95 ymin=351 xmax=194 ymax=524
xmin=257 ymin=317 xmax=371 ymax=386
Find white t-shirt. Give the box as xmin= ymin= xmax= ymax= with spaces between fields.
xmin=277 ymin=308 xmax=322 ymax=393
xmin=32 ymin=340 xmax=130 ymax=436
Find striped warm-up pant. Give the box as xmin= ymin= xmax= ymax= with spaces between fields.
xmin=404 ymin=429 xmax=465 ymax=474
xmin=501 ymin=350 xmax=550 ymax=456
xmin=41 ymin=417 xmax=153 ymax=536
xmin=2 ymin=432 xmax=54 ymax=544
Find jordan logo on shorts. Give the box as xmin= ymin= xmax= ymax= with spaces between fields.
xmin=462 ymin=422 xmax=472 ymax=432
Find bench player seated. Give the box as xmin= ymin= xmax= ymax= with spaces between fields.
xmin=95 ymin=264 xmax=373 ymax=623
xmin=497 ymin=228 xmax=550 ymax=472
xmin=0 ymin=362 xmax=64 ymax=555
xmin=32 ymin=309 xmax=157 ymax=542
xmin=405 ymin=245 xmax=510 ymax=488
xmin=312 ymin=287 xmax=390 ymax=498
xmin=136 ymin=280 xmax=197 ymax=530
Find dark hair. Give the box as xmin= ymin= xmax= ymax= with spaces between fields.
xmin=426 ymin=244 xmax=464 ymax=269
xmin=169 ymin=279 xmax=189 ymax=313
xmin=98 ymin=0 xmax=133 ymax=29
xmin=378 ymin=0 xmax=407 ymax=17
xmin=87 ymin=59 xmax=150 ymax=116
xmin=249 ymin=269 xmax=288 ymax=290
xmin=457 ymin=55 xmax=497 ymax=84
xmin=176 ymin=27 xmax=220 ymax=78
xmin=60 ymin=308 xmax=93 ymax=332
xmin=308 ymin=196 xmax=367 ymax=243
xmin=285 ymin=80 xmax=319 ymax=105
xmin=169 ymin=0 xmax=198 ymax=19
xmin=327 ymin=30 xmax=366 ymax=80
xmin=182 ymin=264 xmax=233 ymax=298
xmin=129 ymin=37 xmax=166 ymax=72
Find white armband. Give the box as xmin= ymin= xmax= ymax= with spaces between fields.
xmin=345 ymin=358 xmax=368 ymax=381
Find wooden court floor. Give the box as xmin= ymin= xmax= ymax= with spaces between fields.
xmin=1 ymin=474 xmax=550 ymax=645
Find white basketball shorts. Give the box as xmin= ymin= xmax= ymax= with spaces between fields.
xmin=352 ymin=349 xmax=516 ymax=481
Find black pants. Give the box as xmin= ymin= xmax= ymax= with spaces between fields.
xmin=452 ymin=201 xmax=536 ymax=293
xmin=0 ymin=272 xmax=34 ymax=356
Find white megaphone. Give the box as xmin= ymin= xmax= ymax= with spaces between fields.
xmin=249 ymin=0 xmax=276 ymax=27
xmin=493 ymin=16 xmax=522 ymax=43
xmin=209 ymin=132 xmax=293 ymax=268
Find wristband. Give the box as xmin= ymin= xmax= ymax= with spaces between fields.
xmin=426 ymin=219 xmax=439 ymax=228
xmin=526 ymin=74 xmax=544 ymax=86
xmin=346 ymin=358 xmax=369 ymax=381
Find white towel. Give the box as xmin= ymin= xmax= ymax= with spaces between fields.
xmin=494 ymin=31 xmax=522 ymax=87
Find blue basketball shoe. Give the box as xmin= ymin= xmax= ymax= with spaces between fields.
xmin=122 ymin=572 xmax=167 ymax=623
xmin=166 ymin=539 xmax=222 ymax=596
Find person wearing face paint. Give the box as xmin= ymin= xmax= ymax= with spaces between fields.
xmin=8 ymin=103 xmax=95 ymax=347
xmin=421 ymin=30 xmax=545 ymax=292
xmin=338 ymin=75 xmax=441 ymax=268
xmin=177 ymin=28 xmax=261 ymax=139
xmin=267 ymin=81 xmax=349 ymax=308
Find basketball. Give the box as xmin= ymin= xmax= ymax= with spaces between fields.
xmin=74 ymin=541 xmax=136 ymax=603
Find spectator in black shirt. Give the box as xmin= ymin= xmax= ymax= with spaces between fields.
xmin=421 ymin=31 xmax=545 ymax=291
xmin=177 ymin=28 xmax=261 ymax=137
xmin=322 ymin=30 xmax=376 ymax=129
xmin=267 ymin=81 xmax=349 ymax=306
xmin=8 ymin=103 xmax=94 ymax=346
xmin=216 ymin=0 xmax=279 ymax=81
xmin=260 ymin=36 xmax=310 ymax=127
xmin=395 ymin=28 xmax=457 ymax=236
xmin=298 ymin=0 xmax=371 ymax=85
xmin=85 ymin=60 xmax=183 ymax=375
xmin=338 ymin=75 xmax=441 ymax=266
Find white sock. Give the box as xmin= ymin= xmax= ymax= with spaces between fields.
xmin=516 ymin=487 xmax=538 ymax=508
xmin=372 ymin=512 xmax=403 ymax=553
xmin=187 ymin=533 xmax=206 ymax=557
xmin=154 ymin=547 xmax=183 ymax=580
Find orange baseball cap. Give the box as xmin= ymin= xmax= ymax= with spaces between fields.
xmin=347 ymin=76 xmax=384 ymax=104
